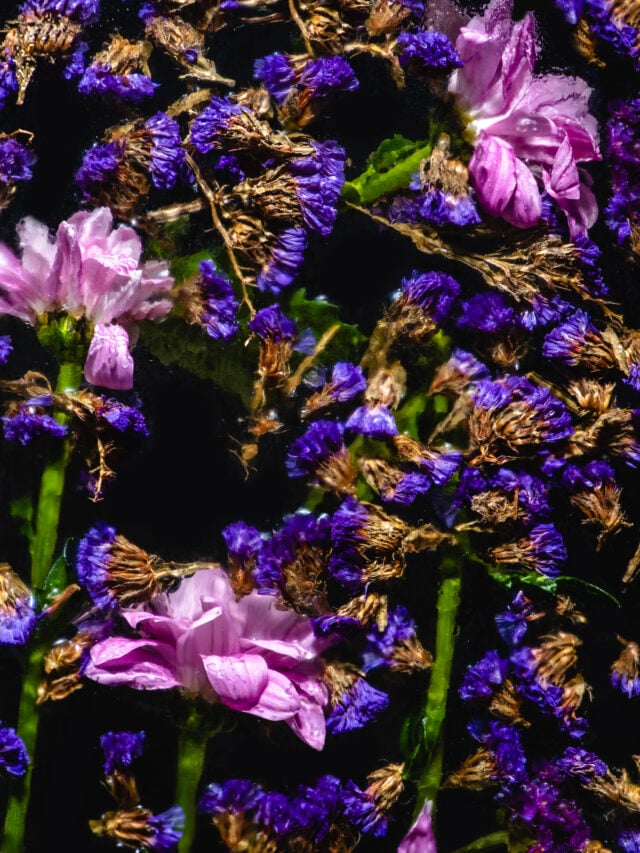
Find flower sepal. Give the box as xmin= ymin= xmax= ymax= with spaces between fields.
xmin=35 ymin=313 xmax=89 ymax=368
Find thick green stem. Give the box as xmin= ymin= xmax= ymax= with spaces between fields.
xmin=414 ymin=556 xmax=462 ymax=820
xmin=176 ymin=728 xmax=207 ymax=853
xmin=2 ymin=361 xmax=81 ymax=852
xmin=342 ymin=142 xmax=434 ymax=205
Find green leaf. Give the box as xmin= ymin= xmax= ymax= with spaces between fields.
xmin=556 ymin=576 xmax=620 ymax=607
xmin=170 ymin=249 xmax=224 ymax=286
xmin=488 ymin=568 xmax=559 ymax=594
xmin=395 ymin=392 xmax=427 ymax=439
xmin=10 ymin=495 xmax=34 ymax=550
xmin=38 ymin=552 xmax=68 ymax=602
xmin=140 ymin=317 xmax=254 ymax=408
xmin=286 ymin=289 xmax=366 ymax=365
xmin=342 ymin=134 xmax=433 ymax=205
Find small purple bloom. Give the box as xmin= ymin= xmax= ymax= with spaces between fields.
xmin=256 ymin=228 xmax=307 ymax=294
xmin=197 ymin=259 xmax=239 ymax=341
xmin=0 ymin=137 xmax=36 ymax=187
xmin=147 ymin=806 xmax=185 ymax=850
xmin=0 ymin=724 xmax=28 ymax=776
xmin=100 ymin=730 xmax=145 ymax=775
xmin=76 ymin=142 xmax=122 ymax=198
xmin=459 ymin=650 xmax=508 ymax=701
xmin=398 ymin=270 xmax=461 ymax=323
xmin=457 ymin=291 xmax=520 ymax=334
xmin=285 ymin=419 xmax=346 ymax=478
xmin=78 ymin=64 xmax=158 ymax=102
xmin=254 ymin=53 xmax=296 ymax=102
xmin=299 ymin=56 xmax=359 ymax=97
xmin=248 ymin=304 xmax=297 ymax=341
xmin=342 ymin=782 xmax=389 ymax=837
xmin=0 ymin=335 xmax=12 ymax=364
xmin=2 ymin=408 xmax=68 ymax=445
xmin=146 ymin=112 xmax=186 ymax=190
xmin=76 ymin=522 xmax=117 ymax=610
xmin=362 ymin=605 xmax=418 ymax=671
xmin=345 ymin=404 xmax=398 ymax=439
xmin=397 ymin=30 xmax=463 ymax=70
xmin=189 ymin=96 xmax=246 ymax=155
xmin=290 ymin=140 xmax=346 ymax=237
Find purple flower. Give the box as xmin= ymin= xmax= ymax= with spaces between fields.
xmin=397 ymin=30 xmax=463 ymax=70
xmin=188 ymin=96 xmax=246 ymax=155
xmin=299 ymin=56 xmax=359 ymax=98
xmin=75 ymin=521 xmax=118 ymax=609
xmin=197 ymin=260 xmax=239 ymax=341
xmin=78 ymin=64 xmax=158 ymax=102
xmin=85 ymin=568 xmax=329 ymax=749
xmin=285 ymin=419 xmax=346 ymax=478
xmin=2 ymin=404 xmax=68 ymax=445
xmin=362 ymin=605 xmax=421 ymax=671
xmin=0 ymin=724 xmax=28 ymax=776
xmin=20 ymin=0 xmax=100 ymax=24
xmin=147 ymin=806 xmax=184 ymax=850
xmin=448 ymin=0 xmax=601 ymax=236
xmin=100 ymin=730 xmax=145 ymax=775
xmin=248 ymin=304 xmax=297 ymax=341
xmin=76 ymin=142 xmax=122 ymax=197
xmin=0 ymin=137 xmax=36 ymax=187
xmin=398 ymin=800 xmax=436 ymax=853
xmin=254 ymin=53 xmax=296 ymax=102
xmin=256 ymin=228 xmax=307 ymax=294
xmin=0 ymin=564 xmax=37 ymax=645
xmin=460 ymin=650 xmax=508 ymax=701
xmin=457 ymin=292 xmax=520 ymax=334
xmin=345 ymin=404 xmax=398 ymax=439
xmin=0 ymin=335 xmax=11 ymax=364
xmin=0 ymin=208 xmax=173 ymax=389
xmin=342 ymin=782 xmax=389 ymax=837
xmin=290 ymin=140 xmax=346 ymax=237
xmin=146 ymin=112 xmax=186 ymax=190
xmin=327 ymin=676 xmax=389 ymax=734
xmin=398 ymin=270 xmax=461 ymax=323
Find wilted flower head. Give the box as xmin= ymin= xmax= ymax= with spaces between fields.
xmin=85 ymin=568 xmax=329 ymax=749
xmin=0 ymin=207 xmax=173 ymax=389
xmin=448 ymin=0 xmax=601 ymax=237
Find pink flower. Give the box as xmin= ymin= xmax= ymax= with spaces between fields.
xmin=448 ymin=0 xmax=600 ymax=237
xmin=0 ymin=207 xmax=173 ymax=389
xmin=84 ymin=568 xmax=329 ymax=750
xmin=398 ymin=800 xmax=437 ymax=853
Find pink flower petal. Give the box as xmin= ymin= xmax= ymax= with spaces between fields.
xmin=84 ymin=323 xmax=134 ymax=390
xmin=202 ymin=653 xmax=270 ymax=709
xmin=469 ymin=134 xmax=516 ymax=217
xmin=287 ymin=696 xmax=327 ymax=751
xmin=502 ymin=155 xmax=542 ymax=228
xmin=398 ymin=800 xmax=437 ymax=853
xmin=87 ymin=638 xmax=180 ymax=690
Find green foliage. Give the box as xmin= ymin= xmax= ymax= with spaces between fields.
xmin=395 ymin=392 xmax=428 ymax=439
xmin=488 ymin=569 xmax=620 ymax=606
xmin=286 ymin=289 xmax=366 ymax=365
xmin=34 ymin=553 xmax=69 ymax=608
xmin=342 ymin=134 xmax=433 ymax=205
xmin=141 ymin=317 xmax=255 ymax=407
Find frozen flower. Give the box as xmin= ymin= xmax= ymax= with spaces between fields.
xmin=0 ymin=207 xmax=173 ymax=389
xmin=85 ymin=568 xmax=329 ymax=750
xmin=448 ymin=0 xmax=601 ymax=237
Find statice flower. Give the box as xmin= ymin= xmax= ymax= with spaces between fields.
xmin=611 ymin=639 xmax=640 ymax=697
xmin=85 ymin=568 xmax=329 ymax=749
xmin=605 ymin=97 xmax=640 ymax=245
xmin=78 ymin=35 xmax=158 ymax=103
xmin=0 ymin=724 xmax=28 ymax=776
xmin=187 ymin=259 xmax=239 ymax=341
xmin=397 ymin=30 xmax=463 ymax=70
xmin=345 ymin=403 xmax=398 ymax=439
xmin=247 ymin=304 xmax=297 ymax=341
xmin=2 ymin=398 xmax=68 ymax=445
xmin=100 ymin=730 xmax=145 ymax=775
xmin=0 ymin=335 xmax=11 ymax=364
xmin=0 ymin=207 xmax=173 ymax=389
xmin=325 ymin=664 xmax=389 ymax=733
xmin=0 ymin=136 xmax=36 ymax=205
xmin=448 ymin=0 xmax=601 ymax=236
xmin=255 ymin=53 xmax=358 ymax=106
xmin=0 ymin=563 xmax=36 ymax=645
xmin=290 ymin=140 xmax=346 ymax=237
xmin=256 ymin=227 xmax=307 ymax=294
xmin=285 ymin=419 xmax=355 ymax=493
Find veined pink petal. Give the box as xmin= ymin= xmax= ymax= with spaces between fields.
xmin=500 ymin=12 xmax=536 ymax=112
xmin=398 ymin=800 xmax=437 ymax=853
xmin=469 ymin=134 xmax=516 ymax=216
xmin=202 ymin=653 xmax=270 ymax=709
xmin=0 ymin=244 xmax=40 ymax=321
xmin=16 ymin=218 xmax=58 ymax=305
xmin=84 ymin=323 xmax=134 ymax=390
xmin=502 ymin=155 xmax=542 ymax=228
xmin=287 ymin=696 xmax=326 ymax=751
xmin=245 ymin=670 xmax=302 ymax=721
xmin=86 ymin=637 xmax=180 ymax=690
xmin=546 ymin=134 xmax=580 ymax=200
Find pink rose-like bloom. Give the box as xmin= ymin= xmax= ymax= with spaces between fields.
xmin=447 ymin=0 xmax=601 ymax=237
xmin=398 ymin=800 xmax=437 ymax=853
xmin=0 ymin=207 xmax=173 ymax=389
xmin=84 ymin=568 xmax=330 ymax=750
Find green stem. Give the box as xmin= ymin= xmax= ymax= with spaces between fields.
xmin=176 ymin=728 xmax=207 ymax=853
xmin=342 ymin=142 xmax=434 ymax=205
xmin=414 ymin=556 xmax=462 ymax=820
xmin=2 ymin=361 xmax=81 ymax=852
